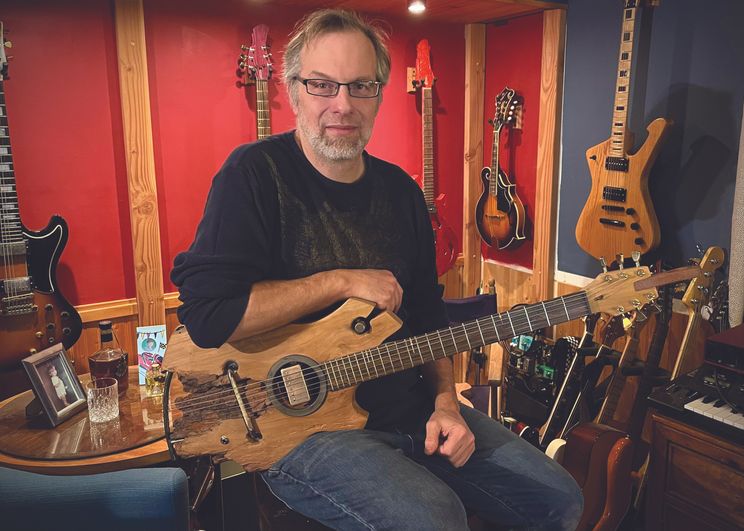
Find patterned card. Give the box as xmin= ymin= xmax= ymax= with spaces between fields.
xmin=136 ymin=325 xmax=167 ymax=385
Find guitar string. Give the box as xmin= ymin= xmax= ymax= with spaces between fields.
xmin=169 ymin=294 xmax=591 ymax=415
xmin=0 ymin=88 xmax=17 ymax=308
xmin=170 ymin=294 xmax=591 ymax=413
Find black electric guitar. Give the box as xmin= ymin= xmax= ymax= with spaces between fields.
xmin=476 ymin=87 xmax=527 ymax=250
xmin=0 ymin=25 xmax=82 ymax=398
xmin=238 ymin=24 xmax=273 ymax=140
xmin=162 ymin=264 xmax=699 ymax=472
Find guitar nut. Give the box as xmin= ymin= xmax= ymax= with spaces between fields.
xmin=220 ymin=436 xmax=230 ymax=445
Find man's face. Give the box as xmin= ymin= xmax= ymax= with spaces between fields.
xmin=292 ymin=30 xmax=381 ymax=162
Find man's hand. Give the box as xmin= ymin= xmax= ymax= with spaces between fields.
xmin=340 ymin=269 xmax=403 ymax=312
xmin=424 ymin=407 xmax=475 ymax=468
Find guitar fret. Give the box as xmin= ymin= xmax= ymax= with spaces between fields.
xmin=506 ymin=311 xmax=516 ymax=336
xmin=475 ymin=320 xmax=486 ymax=346
xmin=541 ymin=301 xmax=551 ymax=326
xmin=461 ymin=322 xmax=472 ymax=350
xmin=490 ymin=315 xmax=501 ymax=341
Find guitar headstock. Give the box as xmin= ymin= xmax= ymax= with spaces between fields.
xmin=584 ymin=264 xmax=699 ymax=317
xmin=415 ymin=39 xmax=435 ymax=88
xmin=492 ymin=87 xmax=519 ymax=131
xmin=238 ymin=24 xmax=272 ymax=84
xmin=599 ymin=313 xmax=627 ymax=347
xmin=682 ymin=246 xmax=724 ymax=314
xmin=0 ymin=22 xmax=10 ymax=81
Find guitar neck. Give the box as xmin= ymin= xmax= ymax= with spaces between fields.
xmin=0 ymin=81 xmax=26 ymax=262
xmin=488 ymin=122 xmax=503 ymax=197
xmin=324 ymin=291 xmax=592 ymax=392
xmin=421 ymin=87 xmax=435 ymax=207
xmin=609 ymin=3 xmax=638 ymax=158
xmin=595 ymin=326 xmax=640 ymax=425
xmin=670 ymin=310 xmax=701 ymax=380
xmin=255 ymin=79 xmax=271 ymax=140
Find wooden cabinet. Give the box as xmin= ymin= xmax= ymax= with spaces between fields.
xmin=646 ymin=412 xmax=744 ymax=530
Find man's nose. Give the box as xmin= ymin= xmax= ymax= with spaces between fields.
xmin=329 ymin=85 xmax=355 ymax=112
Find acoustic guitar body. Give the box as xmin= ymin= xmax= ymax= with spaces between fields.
xmin=475 ymin=166 xmax=526 ymax=249
xmin=575 ymin=118 xmax=670 ymax=261
xmin=163 ymin=299 xmax=402 ymax=472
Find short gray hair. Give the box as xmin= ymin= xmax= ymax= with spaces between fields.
xmin=282 ymin=9 xmax=391 ymax=105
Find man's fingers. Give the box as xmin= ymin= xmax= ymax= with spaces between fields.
xmin=424 ymin=420 xmax=442 ymax=455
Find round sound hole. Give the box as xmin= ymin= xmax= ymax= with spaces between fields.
xmin=266 ymin=355 xmax=327 ymax=417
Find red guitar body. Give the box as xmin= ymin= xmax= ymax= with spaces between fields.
xmin=413 ymin=174 xmax=457 ymax=277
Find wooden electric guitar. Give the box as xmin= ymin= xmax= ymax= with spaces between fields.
xmin=575 ymin=0 xmax=670 ymax=261
xmin=476 ymin=87 xmax=527 ymax=249
xmin=238 ymin=24 xmax=273 ymax=140
xmin=162 ymin=264 xmax=699 ymax=472
xmin=0 ymin=26 xmax=82 ymax=398
xmin=412 ymin=39 xmax=457 ymax=277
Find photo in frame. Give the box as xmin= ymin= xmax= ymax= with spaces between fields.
xmin=21 ymin=343 xmax=87 ymax=427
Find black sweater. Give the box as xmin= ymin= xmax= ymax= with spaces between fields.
xmin=171 ymin=132 xmax=448 ymax=430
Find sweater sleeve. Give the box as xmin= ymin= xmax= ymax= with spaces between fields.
xmin=170 ymin=150 xmax=277 ymax=348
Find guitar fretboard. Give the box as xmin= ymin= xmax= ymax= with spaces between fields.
xmin=488 ymin=120 xmax=503 ymax=197
xmin=0 ymin=82 xmax=23 ymax=250
xmin=321 ymin=291 xmax=591 ymax=392
xmin=421 ymin=87 xmax=435 ymax=207
xmin=610 ymin=4 xmax=638 ymax=158
xmin=255 ymin=79 xmax=271 ymax=140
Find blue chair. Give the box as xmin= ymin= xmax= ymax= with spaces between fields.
xmin=0 ymin=466 xmax=189 ymax=531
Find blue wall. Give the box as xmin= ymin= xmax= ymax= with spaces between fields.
xmin=558 ymin=0 xmax=744 ymax=277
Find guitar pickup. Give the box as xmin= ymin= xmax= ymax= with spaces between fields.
xmin=0 ymin=241 xmax=27 ymax=257
xmin=605 ymin=156 xmax=629 ymax=172
xmin=601 ymin=205 xmax=625 ymax=213
xmin=281 ymin=365 xmax=311 ymax=406
xmin=602 ymin=186 xmax=627 ymax=203
xmin=599 ymin=218 xmax=626 ymax=227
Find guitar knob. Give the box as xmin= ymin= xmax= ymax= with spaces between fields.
xmin=634 ymin=237 xmax=645 ymax=245
xmin=46 ymin=323 xmax=56 ymax=330
xmin=626 ymin=208 xmax=636 ymax=215
xmin=630 ymin=223 xmax=640 ymax=230
xmin=35 ymin=331 xmax=43 ymax=339
xmin=45 ymin=303 xmax=53 ymax=311
xmin=60 ymin=311 xmax=70 ymax=319
xmin=63 ymin=327 xmax=71 ymax=335
xmin=48 ymin=337 xmax=55 ymax=344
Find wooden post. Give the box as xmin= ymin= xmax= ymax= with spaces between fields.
xmin=113 ymin=0 xmax=166 ymax=327
xmin=462 ymin=24 xmax=486 ymax=298
xmin=531 ymin=9 xmax=566 ymax=304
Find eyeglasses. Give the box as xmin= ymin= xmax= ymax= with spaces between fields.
xmin=294 ymin=77 xmax=382 ymax=98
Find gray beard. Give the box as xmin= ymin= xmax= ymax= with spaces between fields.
xmin=299 ymin=121 xmax=369 ymax=161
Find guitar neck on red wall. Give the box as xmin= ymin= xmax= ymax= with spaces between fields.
xmin=0 ymin=27 xmax=82 ymax=398
xmin=575 ymin=0 xmax=670 ymax=262
xmin=413 ymin=39 xmax=457 ymax=277
xmin=238 ymin=24 xmax=273 ymax=140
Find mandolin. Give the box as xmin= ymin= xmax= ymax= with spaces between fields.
xmin=575 ymin=0 xmax=670 ymax=261
xmin=238 ymin=24 xmax=273 ymax=140
xmin=162 ymin=264 xmax=699 ymax=472
xmin=475 ymin=87 xmax=527 ymax=250
xmin=0 ymin=25 xmax=82 ymax=399
xmin=411 ymin=39 xmax=457 ymax=277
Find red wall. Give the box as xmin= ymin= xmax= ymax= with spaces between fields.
xmin=4 ymin=0 xmax=543 ymax=306
xmin=482 ymin=14 xmax=544 ymax=270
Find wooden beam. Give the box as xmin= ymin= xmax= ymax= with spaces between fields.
xmin=531 ymin=9 xmax=566 ymax=303
xmin=113 ymin=0 xmax=166 ymax=327
xmin=462 ymin=24 xmax=486 ymax=298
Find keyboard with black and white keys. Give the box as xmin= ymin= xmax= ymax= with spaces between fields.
xmin=648 ymin=364 xmax=744 ymax=444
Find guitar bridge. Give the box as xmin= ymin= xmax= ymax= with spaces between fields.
xmin=227 ymin=368 xmax=263 ymax=441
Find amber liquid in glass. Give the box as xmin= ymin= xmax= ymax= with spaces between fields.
xmin=89 ymin=350 xmax=128 ymax=395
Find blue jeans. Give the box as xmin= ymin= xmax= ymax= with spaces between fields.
xmin=261 ymin=406 xmax=583 ymax=530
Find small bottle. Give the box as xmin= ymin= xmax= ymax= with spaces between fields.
xmin=88 ymin=320 xmax=129 ymax=395
xmin=145 ymin=362 xmax=164 ymax=397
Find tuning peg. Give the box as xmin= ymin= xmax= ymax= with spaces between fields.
xmin=600 ymin=257 xmax=608 ymax=273
xmin=616 ymin=254 xmax=624 ymax=270
xmin=632 ymin=251 xmax=641 ymax=267
xmin=635 ymin=308 xmax=648 ymax=321
xmin=240 ymin=44 xmax=249 ymax=51
xmin=696 ymin=243 xmax=705 ymax=256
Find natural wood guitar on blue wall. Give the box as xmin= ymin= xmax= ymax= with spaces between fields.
xmin=575 ymin=0 xmax=670 ymax=262
xmin=0 ymin=26 xmax=82 ymax=399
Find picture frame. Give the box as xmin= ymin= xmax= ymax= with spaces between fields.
xmin=21 ymin=343 xmax=87 ymax=427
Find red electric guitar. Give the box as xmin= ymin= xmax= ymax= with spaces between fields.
xmin=412 ymin=39 xmax=457 ymax=277
xmin=238 ymin=24 xmax=273 ymax=140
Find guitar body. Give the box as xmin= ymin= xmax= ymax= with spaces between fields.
xmin=0 ymin=216 xmax=82 ymax=377
xmin=562 ymin=422 xmax=632 ymax=531
xmin=475 ymin=166 xmax=526 ymax=249
xmin=431 ymin=197 xmax=458 ymax=278
xmin=575 ymin=118 xmax=670 ymax=260
xmin=163 ymin=299 xmax=402 ymax=472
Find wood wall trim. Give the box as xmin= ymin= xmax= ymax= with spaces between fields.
xmin=462 ymin=24 xmax=486 ymax=297
xmin=75 ymin=293 xmax=180 ymax=324
xmin=113 ymin=0 xmax=166 ymax=327
xmin=532 ymin=9 xmax=566 ymax=303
